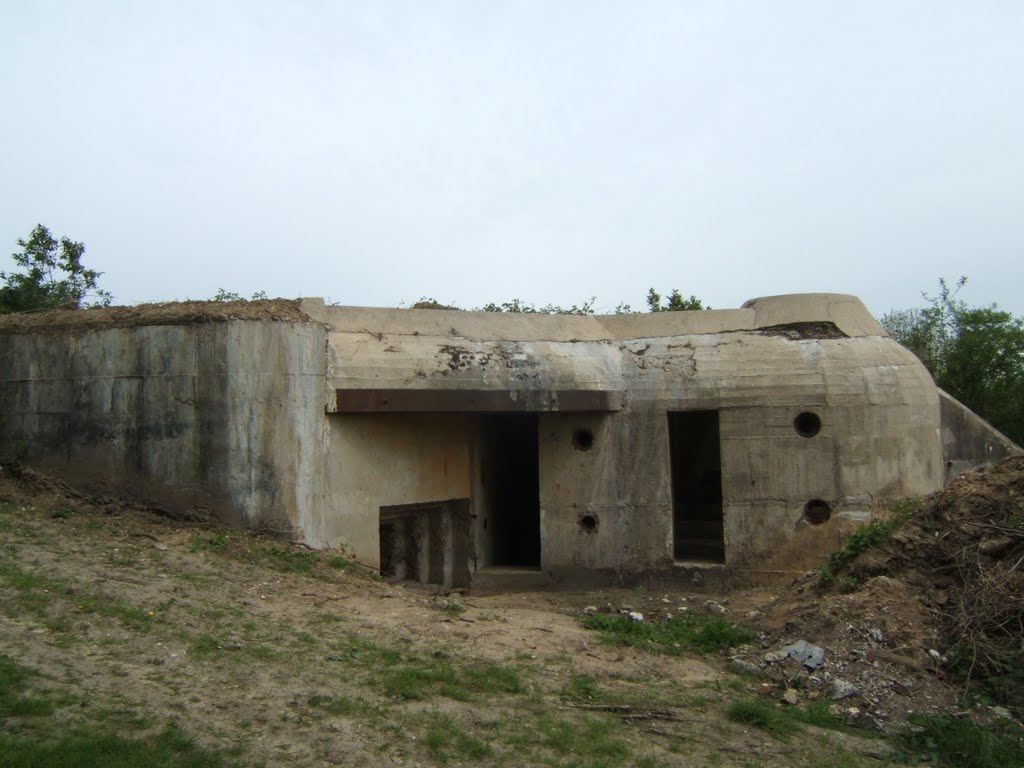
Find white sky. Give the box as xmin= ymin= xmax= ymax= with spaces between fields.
xmin=2 ymin=1 xmax=1022 ymax=317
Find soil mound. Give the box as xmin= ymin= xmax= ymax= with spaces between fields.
xmin=750 ymin=457 xmax=1024 ymax=727
xmin=0 ymin=298 xmax=311 ymax=332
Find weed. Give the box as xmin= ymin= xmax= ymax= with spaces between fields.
xmin=725 ymin=698 xmax=798 ymax=740
xmin=893 ymin=713 xmax=1024 ymax=768
xmin=0 ymin=655 xmax=53 ymax=718
xmin=242 ymin=542 xmax=316 ymax=574
xmin=0 ymin=724 xmax=239 ymax=768
xmin=306 ymin=693 xmax=377 ymax=717
xmin=562 ymin=674 xmax=605 ymax=702
xmin=50 ymin=507 xmax=72 ymax=520
xmin=581 ymin=613 xmax=753 ymax=655
xmin=421 ymin=712 xmax=493 ymax=761
xmin=819 ymin=500 xmax=918 ymax=585
xmin=189 ymin=532 xmax=229 ymax=552
xmin=529 ymin=715 xmax=631 ymax=765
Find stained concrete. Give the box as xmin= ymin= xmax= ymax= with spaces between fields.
xmin=1 ymin=293 xmax=1018 ymax=589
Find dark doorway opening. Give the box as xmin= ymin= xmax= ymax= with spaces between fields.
xmin=669 ymin=411 xmax=725 ymax=563
xmin=480 ymin=414 xmax=541 ymax=567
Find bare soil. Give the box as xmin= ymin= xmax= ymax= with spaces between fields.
xmin=2 ymin=459 xmax=1023 ymax=766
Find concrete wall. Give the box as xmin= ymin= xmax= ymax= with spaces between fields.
xmin=318 ymin=413 xmax=475 ymax=561
xmin=0 ymin=321 xmax=326 ymax=531
xmin=3 ymin=293 xmax=1010 ymax=588
xmin=306 ymin=294 xmax=950 ymax=584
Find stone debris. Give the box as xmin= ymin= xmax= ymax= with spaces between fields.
xmin=765 ymin=639 xmax=826 ymax=669
xmin=831 ymin=679 xmax=860 ymax=700
xmin=703 ymin=600 xmax=727 ymax=614
xmin=782 ymin=688 xmax=800 ymax=706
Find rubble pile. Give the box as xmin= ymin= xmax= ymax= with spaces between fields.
xmin=747 ymin=456 xmax=1024 ymax=727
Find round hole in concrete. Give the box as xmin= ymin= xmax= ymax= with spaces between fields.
xmin=803 ymin=499 xmax=832 ymax=525
xmin=579 ymin=512 xmax=599 ymax=532
xmin=572 ymin=428 xmax=595 ymax=451
xmin=794 ymin=411 xmax=822 ymax=438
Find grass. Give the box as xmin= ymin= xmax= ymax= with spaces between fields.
xmin=725 ymin=698 xmax=799 ymax=740
xmin=894 ymin=713 xmax=1024 ymax=768
xmin=0 ymin=654 xmax=54 ymax=718
xmin=374 ymin=655 xmax=523 ymax=701
xmin=421 ymin=712 xmax=493 ymax=761
xmin=0 ymin=652 xmax=236 ymax=768
xmin=581 ymin=612 xmax=753 ymax=655
xmin=0 ymin=560 xmax=159 ymax=635
xmin=0 ymin=724 xmax=239 ymax=768
xmin=516 ymin=714 xmax=632 ymax=767
xmin=818 ymin=499 xmax=919 ymax=585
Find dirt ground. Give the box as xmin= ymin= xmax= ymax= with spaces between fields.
xmin=1 ymin=460 xmax=1021 ymax=767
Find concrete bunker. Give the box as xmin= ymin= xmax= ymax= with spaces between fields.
xmin=1 ymin=293 xmax=1020 ymax=589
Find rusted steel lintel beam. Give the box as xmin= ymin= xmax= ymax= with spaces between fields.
xmin=334 ymin=388 xmax=622 ymax=413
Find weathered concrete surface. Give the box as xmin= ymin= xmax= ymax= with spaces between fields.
xmin=1 ymin=293 xmax=1011 ymax=589
xmin=0 ymin=321 xmax=326 ymax=531
xmin=939 ymin=390 xmax=1022 ymax=481
xmin=305 ymin=294 xmax=947 ymax=583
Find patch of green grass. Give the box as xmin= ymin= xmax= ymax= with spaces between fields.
xmin=241 ymin=542 xmax=317 ymax=574
xmin=784 ymin=699 xmax=843 ymax=730
xmin=819 ymin=500 xmax=918 ymax=585
xmin=893 ymin=713 xmax=1024 ymax=768
xmin=306 ymin=693 xmax=379 ymax=718
xmin=189 ymin=532 xmax=229 ymax=552
xmin=526 ymin=715 xmax=631 ymax=766
xmin=421 ymin=712 xmax=493 ymax=761
xmin=581 ymin=612 xmax=753 ymax=655
xmin=374 ymin=655 xmax=522 ymax=702
xmin=326 ymin=555 xmax=350 ymax=569
xmin=725 ymin=698 xmax=799 ymax=740
xmin=0 ymin=724 xmax=239 ymax=768
xmin=0 ymin=655 xmax=54 ymax=718
xmin=189 ymin=634 xmax=237 ymax=657
xmin=561 ymin=674 xmax=606 ymax=703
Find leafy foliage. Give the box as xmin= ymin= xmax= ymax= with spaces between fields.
xmin=1 ymin=225 xmax=111 ymax=313
xmin=893 ymin=713 xmax=1024 ymax=768
xmin=480 ymin=296 xmax=597 ymax=315
xmin=644 ymin=287 xmax=707 ymax=312
xmin=881 ymin=278 xmax=1024 ymax=445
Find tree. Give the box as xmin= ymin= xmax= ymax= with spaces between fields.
xmin=0 ymin=225 xmax=111 ymax=313
xmin=881 ymin=278 xmax=1024 ymax=445
xmin=645 ymin=288 xmax=706 ymax=312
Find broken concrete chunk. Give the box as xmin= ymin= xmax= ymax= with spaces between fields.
xmin=703 ymin=600 xmax=727 ymax=614
xmin=730 ymin=657 xmax=762 ymax=676
xmin=775 ymin=640 xmax=826 ymax=669
xmin=831 ymin=679 xmax=859 ymax=700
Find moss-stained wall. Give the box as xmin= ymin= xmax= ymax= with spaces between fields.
xmin=0 ymin=321 xmax=326 ymax=531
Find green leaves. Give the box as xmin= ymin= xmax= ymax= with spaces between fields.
xmin=1 ymin=224 xmax=111 ymax=313
xmin=882 ymin=278 xmax=1024 ymax=445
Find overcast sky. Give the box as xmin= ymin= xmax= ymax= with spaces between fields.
xmin=2 ymin=2 xmax=1022 ymax=318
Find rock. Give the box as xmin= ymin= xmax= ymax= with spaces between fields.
xmin=730 ymin=658 xmax=762 ymax=676
xmin=831 ymin=679 xmax=859 ymax=700
xmin=782 ymin=688 xmax=800 ymax=706
xmin=990 ymin=705 xmax=1013 ymax=720
xmin=778 ymin=640 xmax=826 ymax=669
xmin=703 ymin=600 xmax=727 ymax=614
xmin=628 ymin=611 xmax=644 ymax=622
xmin=978 ymin=537 xmax=1014 ymax=557
xmin=583 ymin=605 xmax=598 ymax=615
